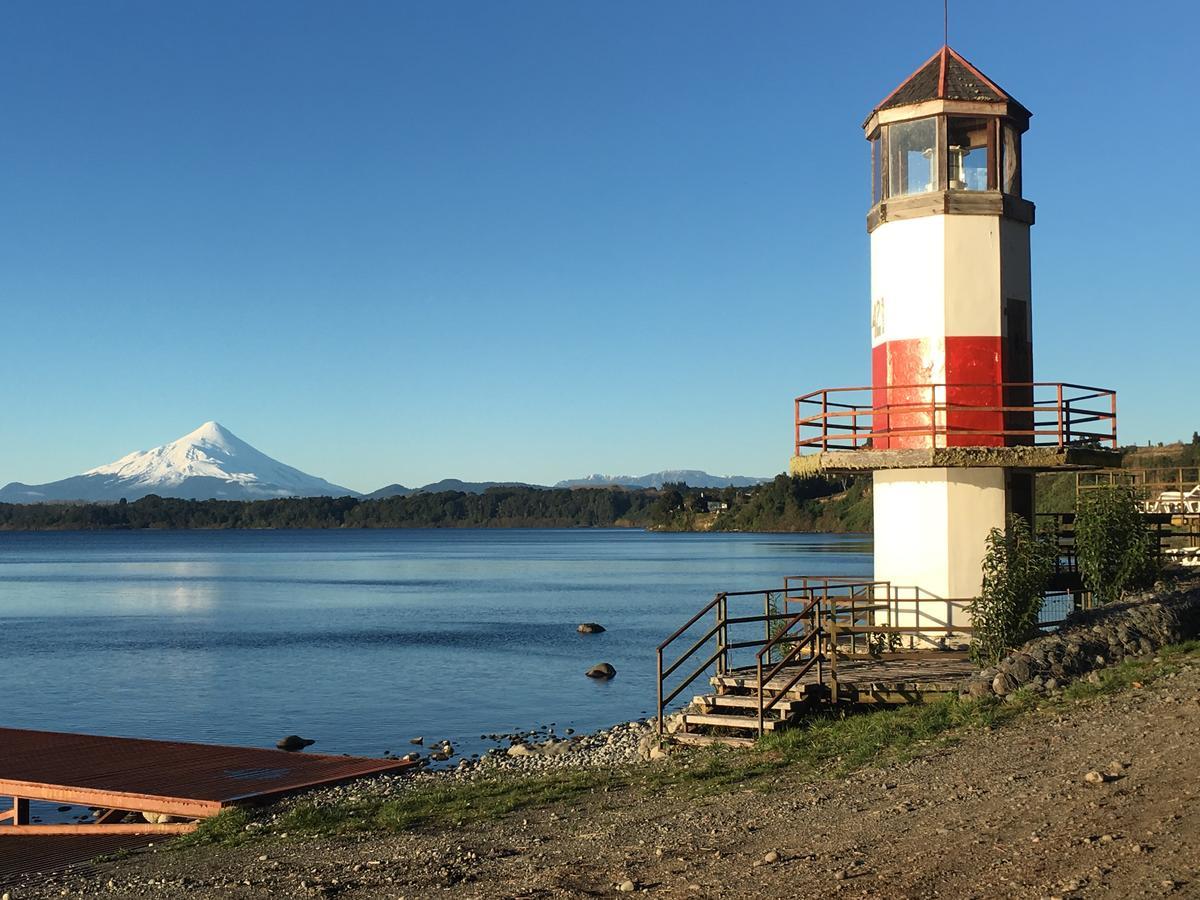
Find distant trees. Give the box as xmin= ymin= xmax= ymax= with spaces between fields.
xmin=0 ymin=488 xmax=662 ymax=532
xmin=0 ymin=476 xmax=878 ymax=534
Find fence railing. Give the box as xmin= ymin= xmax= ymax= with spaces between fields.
xmin=656 ymin=578 xmax=1089 ymax=735
xmin=794 ymin=382 xmax=1117 ymax=454
xmin=1078 ymin=468 xmax=1200 ymax=517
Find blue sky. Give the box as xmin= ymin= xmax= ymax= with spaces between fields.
xmin=1 ymin=2 xmax=1195 ymax=492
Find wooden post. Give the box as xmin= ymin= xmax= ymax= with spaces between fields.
xmin=14 ymin=797 xmax=30 ymax=826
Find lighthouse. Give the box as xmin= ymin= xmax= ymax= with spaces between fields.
xmin=791 ymin=47 xmax=1118 ymax=636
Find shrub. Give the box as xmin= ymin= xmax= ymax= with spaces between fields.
xmin=970 ymin=514 xmax=1057 ymax=666
xmin=1075 ymin=485 xmax=1158 ymax=604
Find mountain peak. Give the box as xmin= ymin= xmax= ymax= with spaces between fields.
xmin=184 ymin=421 xmax=235 ymax=443
xmin=0 ymin=422 xmax=362 ymax=503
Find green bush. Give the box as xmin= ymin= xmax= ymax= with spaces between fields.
xmin=1075 ymin=485 xmax=1158 ymax=604
xmin=969 ymin=514 xmax=1057 ymax=666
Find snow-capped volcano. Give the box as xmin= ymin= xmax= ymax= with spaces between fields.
xmin=0 ymin=422 xmax=358 ymax=503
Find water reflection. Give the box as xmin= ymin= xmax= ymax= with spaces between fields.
xmin=0 ymin=529 xmax=872 ymax=758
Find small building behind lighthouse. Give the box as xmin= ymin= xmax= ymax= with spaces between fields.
xmin=791 ymin=45 xmax=1119 ymax=637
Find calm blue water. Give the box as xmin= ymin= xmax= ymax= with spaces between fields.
xmin=0 ymin=529 xmax=870 ymax=760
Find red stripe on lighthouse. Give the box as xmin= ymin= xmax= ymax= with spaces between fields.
xmin=872 ymin=336 xmax=1005 ymax=449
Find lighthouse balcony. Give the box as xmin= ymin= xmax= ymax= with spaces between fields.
xmin=790 ymin=381 xmax=1118 ymax=475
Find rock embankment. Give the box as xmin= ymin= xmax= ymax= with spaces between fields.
xmin=961 ymin=578 xmax=1200 ymax=700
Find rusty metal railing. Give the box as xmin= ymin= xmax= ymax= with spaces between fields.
xmin=793 ymin=382 xmax=1117 ymax=454
xmin=656 ymin=587 xmax=797 ymax=735
xmin=656 ymin=579 xmax=1086 ymax=738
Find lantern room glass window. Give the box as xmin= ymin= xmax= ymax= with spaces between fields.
xmin=947 ymin=116 xmax=990 ymax=191
xmin=887 ymin=117 xmax=936 ymax=197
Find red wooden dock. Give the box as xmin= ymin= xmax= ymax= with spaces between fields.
xmin=1 ymin=727 xmax=413 ymax=882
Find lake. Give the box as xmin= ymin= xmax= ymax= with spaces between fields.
xmin=0 ymin=529 xmax=871 ymax=760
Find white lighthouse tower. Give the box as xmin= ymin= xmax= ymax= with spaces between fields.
xmin=792 ymin=47 xmax=1118 ymax=635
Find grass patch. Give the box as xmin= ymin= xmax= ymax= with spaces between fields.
xmin=180 ymin=769 xmax=621 ymax=845
xmin=177 ymin=806 xmax=254 ymax=847
xmin=176 ymin=641 xmax=1200 ymax=846
xmin=283 ymin=768 xmax=616 ymax=836
xmin=1059 ymin=639 xmax=1200 ymax=702
xmin=636 ymin=694 xmax=1028 ymax=800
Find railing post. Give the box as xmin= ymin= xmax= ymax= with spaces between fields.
xmin=829 ymin=621 xmax=839 ymax=703
xmin=795 ymin=398 xmax=800 ymax=457
xmin=656 ymin=648 xmax=664 ymax=735
xmin=718 ymin=593 xmax=728 ymax=675
xmin=765 ymin=591 xmax=772 ymax=658
xmin=850 ymin=595 xmax=857 ymax=656
xmin=1110 ymin=391 xmax=1117 ymax=447
xmin=815 ymin=601 xmax=823 ymax=686
xmin=1057 ymin=383 xmax=1064 ymax=446
xmin=757 ymin=655 xmax=765 ymax=736
xmin=822 ymin=392 xmax=829 ymax=450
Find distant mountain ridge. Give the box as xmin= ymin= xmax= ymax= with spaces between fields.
xmin=555 ymin=470 xmax=768 ymax=489
xmin=365 ymin=479 xmax=545 ymax=499
xmin=1 ymin=424 xmax=770 ymax=505
xmin=0 ymin=422 xmax=358 ymax=503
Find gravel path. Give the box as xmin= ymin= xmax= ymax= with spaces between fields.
xmin=8 ymin=652 xmax=1200 ymax=899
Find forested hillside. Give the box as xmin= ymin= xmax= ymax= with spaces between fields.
xmin=3 ymin=435 xmax=1192 ymax=532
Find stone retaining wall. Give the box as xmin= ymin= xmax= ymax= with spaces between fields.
xmin=959 ymin=578 xmax=1200 ymax=700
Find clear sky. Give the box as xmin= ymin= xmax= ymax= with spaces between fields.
xmin=1 ymin=2 xmax=1195 ymax=493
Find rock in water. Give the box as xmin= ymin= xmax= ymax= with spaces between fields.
xmin=586 ymin=662 xmax=616 ymax=679
xmin=577 ymin=623 xmax=606 ymax=634
xmin=276 ymin=735 xmax=315 ymax=752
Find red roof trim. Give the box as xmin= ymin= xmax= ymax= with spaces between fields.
xmin=945 ymin=46 xmax=1010 ymax=101
xmin=937 ymin=45 xmax=948 ymax=97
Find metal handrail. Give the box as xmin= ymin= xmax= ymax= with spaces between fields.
xmin=656 ymin=587 xmax=807 ymax=735
xmin=793 ymin=381 xmax=1118 ymax=454
xmin=657 ymin=579 xmax=1088 ymax=737
xmin=755 ymin=596 xmax=826 ymax=733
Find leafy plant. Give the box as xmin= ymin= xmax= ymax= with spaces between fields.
xmin=867 ymin=630 xmax=902 ymax=658
xmin=1075 ymin=485 xmax=1158 ymax=604
xmin=969 ymin=514 xmax=1056 ymax=666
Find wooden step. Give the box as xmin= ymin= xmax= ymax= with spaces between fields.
xmin=710 ymin=674 xmax=826 ymax=699
xmin=693 ymin=694 xmax=803 ymax=714
xmin=681 ymin=713 xmax=789 ymax=732
xmin=669 ymin=732 xmax=757 ymax=749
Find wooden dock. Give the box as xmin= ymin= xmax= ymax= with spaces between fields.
xmin=1 ymin=727 xmax=414 ymax=883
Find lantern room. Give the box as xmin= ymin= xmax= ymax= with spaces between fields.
xmin=863 ymin=46 xmax=1033 ymax=230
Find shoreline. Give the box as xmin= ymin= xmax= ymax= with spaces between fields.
xmin=10 ymin=641 xmax=1200 ymax=898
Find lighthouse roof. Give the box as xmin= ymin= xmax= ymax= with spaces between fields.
xmin=872 ymin=46 xmax=1028 ymax=117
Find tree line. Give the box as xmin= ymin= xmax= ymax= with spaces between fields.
xmin=0 ymin=487 xmax=663 ymax=531
xmin=0 ymin=476 xmax=875 ymax=533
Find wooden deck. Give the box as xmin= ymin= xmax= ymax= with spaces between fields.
xmin=713 ymin=652 xmax=976 ymax=703
xmin=1 ymin=727 xmax=414 ymax=882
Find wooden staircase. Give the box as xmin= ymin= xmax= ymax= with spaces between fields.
xmin=672 ymin=690 xmax=811 ymax=747
xmin=656 ymin=577 xmax=987 ymax=747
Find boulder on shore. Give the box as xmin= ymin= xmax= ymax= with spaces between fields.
xmin=276 ymin=735 xmax=315 ymax=752
xmin=577 ymin=623 xmax=606 ymax=634
xmin=586 ymin=662 xmax=617 ymax=679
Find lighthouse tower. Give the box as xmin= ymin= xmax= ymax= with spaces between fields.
xmin=791 ymin=47 xmax=1118 ymax=635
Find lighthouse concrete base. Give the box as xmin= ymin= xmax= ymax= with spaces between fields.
xmin=873 ymin=467 xmax=1009 ymax=644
